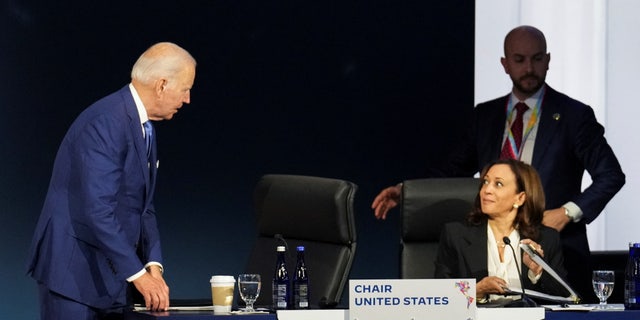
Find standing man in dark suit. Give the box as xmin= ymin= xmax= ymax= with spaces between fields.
xmin=371 ymin=25 xmax=625 ymax=302
xmin=26 ymin=42 xmax=196 ymax=319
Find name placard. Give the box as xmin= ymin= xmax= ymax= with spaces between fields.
xmin=349 ymin=279 xmax=476 ymax=320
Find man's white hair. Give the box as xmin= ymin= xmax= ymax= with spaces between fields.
xmin=130 ymin=42 xmax=196 ymax=86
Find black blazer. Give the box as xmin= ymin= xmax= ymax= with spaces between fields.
xmin=434 ymin=85 xmax=625 ymax=257
xmin=434 ymin=221 xmax=569 ymax=297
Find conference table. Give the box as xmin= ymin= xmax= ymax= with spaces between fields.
xmin=125 ymin=305 xmax=640 ymax=320
xmin=544 ymin=305 xmax=640 ymax=320
xmin=125 ymin=310 xmax=276 ymax=320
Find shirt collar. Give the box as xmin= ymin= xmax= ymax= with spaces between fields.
xmin=129 ymin=83 xmax=149 ymax=125
xmin=510 ymin=84 xmax=546 ymax=109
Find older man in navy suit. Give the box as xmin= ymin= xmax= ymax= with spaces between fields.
xmin=26 ymin=42 xmax=196 ymax=319
xmin=372 ymin=26 xmax=625 ymax=303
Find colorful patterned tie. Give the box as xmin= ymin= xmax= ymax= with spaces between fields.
xmin=143 ymin=121 xmax=153 ymax=159
xmin=499 ymin=102 xmax=529 ymax=159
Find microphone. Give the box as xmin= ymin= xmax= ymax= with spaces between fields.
xmin=502 ymin=236 xmax=537 ymax=307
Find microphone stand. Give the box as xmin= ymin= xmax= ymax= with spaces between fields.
xmin=274 ymin=234 xmax=289 ymax=252
xmin=274 ymin=233 xmax=294 ymax=269
xmin=503 ymin=237 xmax=538 ymax=308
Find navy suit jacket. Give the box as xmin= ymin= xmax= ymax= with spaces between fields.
xmin=434 ymin=85 xmax=625 ymax=256
xmin=26 ymin=85 xmax=162 ymax=309
xmin=435 ymin=221 xmax=569 ymax=298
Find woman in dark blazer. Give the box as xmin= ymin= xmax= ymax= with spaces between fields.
xmin=435 ymin=159 xmax=570 ymax=304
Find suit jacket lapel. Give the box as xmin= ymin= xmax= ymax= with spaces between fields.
xmin=532 ymin=86 xmax=561 ymax=168
xmin=461 ymin=222 xmax=489 ymax=279
xmin=121 ymin=87 xmax=152 ymax=197
xmin=480 ymin=95 xmax=509 ymax=164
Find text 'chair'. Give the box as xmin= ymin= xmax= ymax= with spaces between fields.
xmin=400 ymin=177 xmax=479 ymax=279
xmin=244 ymin=174 xmax=357 ymax=308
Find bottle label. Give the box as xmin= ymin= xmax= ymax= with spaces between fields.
xmin=294 ymin=283 xmax=309 ymax=308
xmin=275 ymin=284 xmax=288 ymax=308
xmin=625 ymin=272 xmax=640 ymax=308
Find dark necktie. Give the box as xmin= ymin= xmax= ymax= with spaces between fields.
xmin=499 ymin=102 xmax=529 ymax=159
xmin=143 ymin=121 xmax=154 ymax=159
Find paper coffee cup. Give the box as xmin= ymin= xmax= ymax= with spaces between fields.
xmin=210 ymin=275 xmax=235 ymax=313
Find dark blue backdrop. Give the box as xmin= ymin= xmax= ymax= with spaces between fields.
xmin=0 ymin=1 xmax=474 ymax=318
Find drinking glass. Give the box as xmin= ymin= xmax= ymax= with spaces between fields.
xmin=592 ymin=270 xmax=615 ymax=308
xmin=238 ymin=274 xmax=261 ymax=312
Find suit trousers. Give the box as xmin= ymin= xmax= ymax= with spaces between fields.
xmin=38 ymin=282 xmax=125 ymax=320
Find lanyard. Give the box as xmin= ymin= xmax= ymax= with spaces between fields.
xmin=504 ymin=87 xmax=545 ymax=160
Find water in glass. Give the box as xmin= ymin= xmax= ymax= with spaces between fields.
xmin=238 ymin=274 xmax=261 ymax=312
xmin=592 ymin=270 xmax=615 ymax=308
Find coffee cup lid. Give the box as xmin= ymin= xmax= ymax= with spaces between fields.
xmin=210 ymin=275 xmax=235 ymax=283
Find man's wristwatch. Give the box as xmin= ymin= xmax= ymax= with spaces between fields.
xmin=564 ymin=207 xmax=573 ymax=222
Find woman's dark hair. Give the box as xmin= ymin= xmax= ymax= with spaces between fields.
xmin=466 ymin=159 xmax=546 ymax=240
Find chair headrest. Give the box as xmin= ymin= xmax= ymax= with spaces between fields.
xmin=253 ymin=174 xmax=358 ymax=245
xmin=401 ymin=177 xmax=479 ymax=242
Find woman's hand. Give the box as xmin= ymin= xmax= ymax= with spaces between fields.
xmin=476 ymin=276 xmax=509 ymax=299
xmin=520 ymin=239 xmax=544 ymax=276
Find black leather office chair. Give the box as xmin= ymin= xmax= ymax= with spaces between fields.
xmin=400 ymin=177 xmax=479 ymax=279
xmin=244 ymin=174 xmax=358 ymax=308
